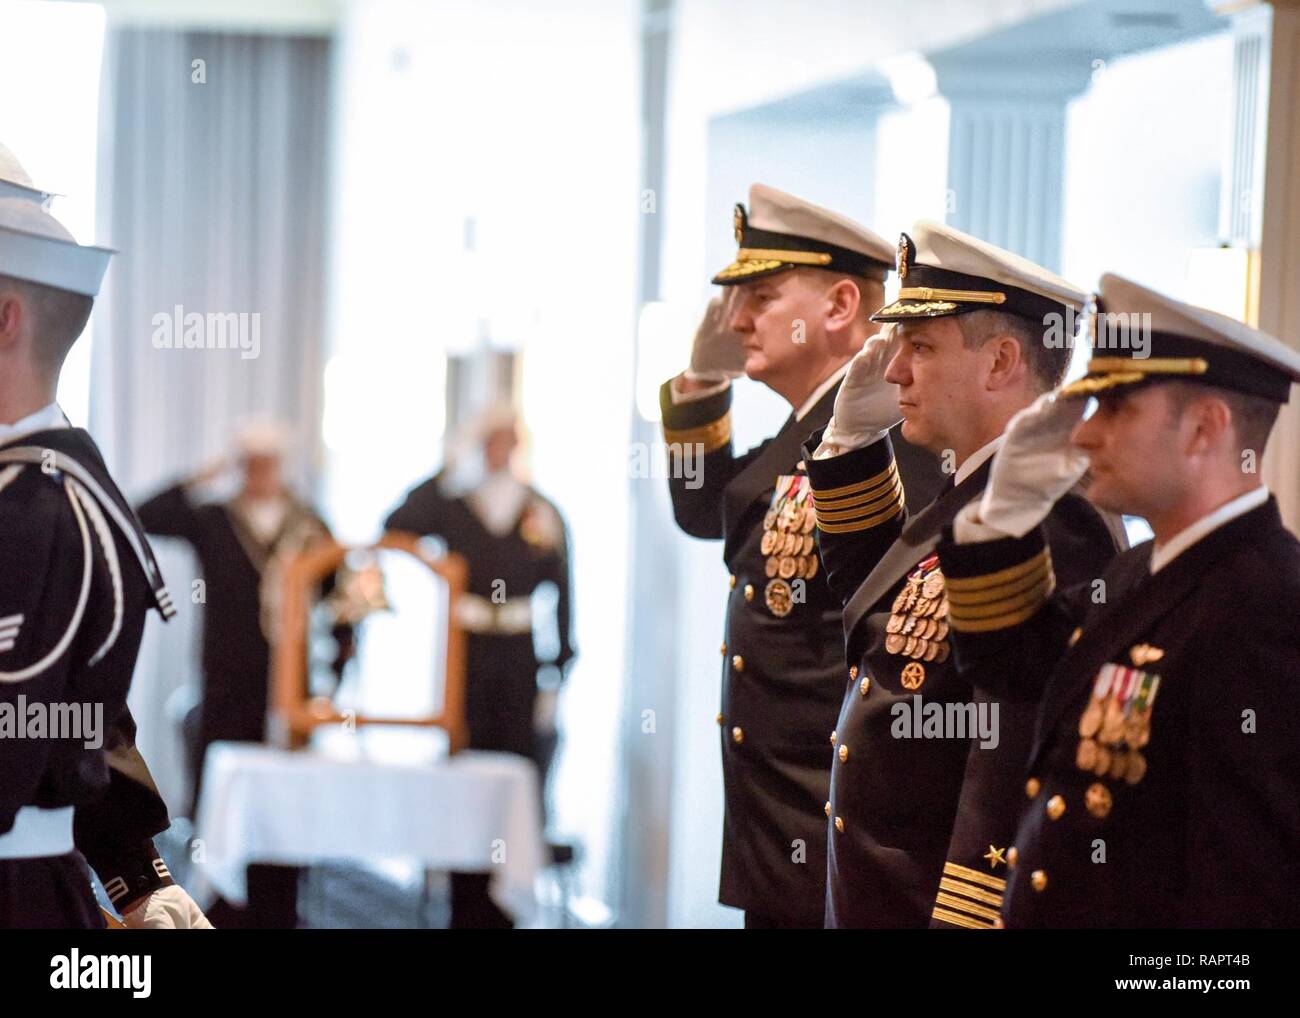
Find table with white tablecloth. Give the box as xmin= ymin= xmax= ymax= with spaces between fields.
xmin=192 ymin=735 xmax=543 ymax=922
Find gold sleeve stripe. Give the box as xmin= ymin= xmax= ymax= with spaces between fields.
xmin=948 ymin=573 xmax=1054 ymax=622
xmin=943 ymin=548 xmax=1051 ymax=593
xmin=943 ymin=861 xmax=1007 ymax=891
xmin=931 ymin=905 xmax=998 ymax=930
xmin=815 ymin=499 xmax=904 ymax=534
xmin=663 ymin=411 xmax=731 ymax=454
xmin=945 ymin=559 xmax=1052 ymax=608
xmin=934 ymin=891 xmax=1002 ymax=923
xmin=810 ymin=460 xmax=897 ymax=500
xmin=948 ymin=593 xmax=1053 ymax=633
xmin=813 ymin=479 xmax=904 ymax=521
xmin=938 ymin=876 xmax=1004 ymax=909
xmin=812 ymin=467 xmax=899 ymax=510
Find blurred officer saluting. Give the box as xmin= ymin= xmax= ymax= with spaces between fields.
xmin=0 ymin=146 xmax=209 ymax=928
xmin=661 ymin=184 xmax=942 ymax=928
xmin=934 ymin=274 xmax=1300 ymax=927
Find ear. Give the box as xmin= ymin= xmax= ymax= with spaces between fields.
xmin=983 ymin=333 xmax=1026 ymax=392
xmin=0 ymin=291 xmax=24 ymax=353
xmin=823 ymin=278 xmax=862 ymax=336
xmin=1185 ymin=393 xmax=1233 ymax=456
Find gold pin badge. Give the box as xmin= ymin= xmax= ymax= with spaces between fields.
xmin=1130 ymin=643 xmax=1164 ymax=667
xmin=897 ymin=234 xmax=910 ymax=280
xmin=901 ymin=661 xmax=926 ymax=690
xmin=733 ymin=203 xmax=745 ymax=243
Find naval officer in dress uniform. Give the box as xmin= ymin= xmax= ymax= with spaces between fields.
xmin=661 ymin=184 xmax=942 ymax=928
xmin=804 ymin=222 xmax=1125 ymax=928
xmin=0 ymin=166 xmax=209 ymax=927
xmin=934 ymin=274 xmax=1300 ymax=927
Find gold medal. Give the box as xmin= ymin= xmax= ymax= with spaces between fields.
xmin=778 ymin=556 xmax=797 ymax=580
xmin=763 ymin=509 xmax=778 ymax=530
xmin=805 ymin=555 xmax=819 ymax=580
xmin=891 ymin=588 xmax=909 ymax=614
xmin=764 ymin=578 xmax=793 ymax=618
xmin=886 ymin=614 xmax=905 ymax=635
xmin=765 ymin=557 xmax=779 ymax=579
xmin=901 ymin=585 xmax=920 ymax=614
xmin=903 ymin=635 xmax=919 ymax=657
xmin=911 ymin=637 xmax=929 ymax=660
xmin=1100 ymin=700 xmax=1126 ymax=744
xmin=1076 ymin=738 xmax=1099 ymax=771
xmin=1078 ymin=699 xmax=1103 ymax=739
xmin=933 ymin=621 xmax=949 ymax=641
xmin=1093 ymin=744 xmax=1112 ymax=777
xmin=1125 ymin=751 xmax=1147 ymax=785
xmin=802 ymin=535 xmax=814 ymax=556
xmin=937 ymin=597 xmax=949 ymax=619
xmin=922 ymin=571 xmax=945 ymax=599
xmin=901 ymin=614 xmax=918 ymax=635
xmin=923 ymin=639 xmax=940 ymax=662
xmin=935 ymin=642 xmax=950 ymax=663
xmin=760 ymin=531 xmax=778 ymax=556
xmin=801 ymin=507 xmax=816 ymax=535
xmin=1108 ymin=749 xmax=1128 ymax=781
xmin=885 ymin=633 xmax=906 ymax=655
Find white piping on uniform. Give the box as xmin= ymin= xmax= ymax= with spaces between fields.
xmin=71 ymin=479 xmax=124 ymax=667
xmin=0 ymin=464 xmax=20 ymax=496
xmin=0 ymin=480 xmax=93 ymax=683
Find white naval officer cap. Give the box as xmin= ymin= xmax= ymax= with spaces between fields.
xmin=0 ymin=197 xmax=113 ymax=297
xmin=0 ymin=142 xmax=54 ymax=205
xmin=1060 ymin=273 xmax=1300 ymax=404
xmin=712 ymin=183 xmax=895 ymax=285
xmin=874 ymin=220 xmax=1085 ymax=324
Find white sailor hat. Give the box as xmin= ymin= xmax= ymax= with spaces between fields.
xmin=0 ymin=143 xmax=54 ymax=205
xmin=874 ymin=220 xmax=1085 ymax=324
xmin=0 ymin=198 xmax=113 ymax=297
xmin=1060 ymin=273 xmax=1300 ymax=404
xmin=235 ymin=419 xmax=293 ymax=458
xmin=712 ymin=183 xmax=895 ymax=285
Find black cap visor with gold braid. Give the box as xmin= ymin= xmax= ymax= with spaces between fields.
xmin=712 ymin=203 xmax=892 ymax=286
xmin=1060 ymin=323 xmax=1294 ymax=404
xmin=873 ymin=232 xmax=1072 ymax=324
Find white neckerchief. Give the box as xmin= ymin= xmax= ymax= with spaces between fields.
xmin=0 ymin=402 xmax=67 ymax=443
xmin=469 ymin=470 xmax=529 ymax=537
xmin=955 ymin=433 xmax=1005 ymax=487
xmin=1149 ymin=486 xmax=1269 ymax=574
xmin=796 ymin=362 xmax=850 ymax=422
xmin=238 ymin=496 xmax=290 ymax=543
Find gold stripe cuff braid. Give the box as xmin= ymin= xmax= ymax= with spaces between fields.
xmin=663 ymin=411 xmax=731 ymax=454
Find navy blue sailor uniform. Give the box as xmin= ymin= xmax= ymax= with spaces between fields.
xmin=933 ymin=273 xmax=1300 ymax=928
xmin=0 ymin=427 xmax=179 ymax=928
xmin=804 ymin=431 xmax=1121 ymax=928
xmin=663 ymin=380 xmax=943 ymax=924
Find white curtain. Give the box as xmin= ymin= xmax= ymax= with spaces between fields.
xmin=92 ymin=27 xmax=333 ymax=814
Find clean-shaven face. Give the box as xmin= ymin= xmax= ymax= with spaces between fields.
xmin=725 ymin=271 xmax=829 ymax=387
xmin=1070 ymin=385 xmax=1190 ymax=519
xmin=884 ymin=316 xmax=992 ymax=454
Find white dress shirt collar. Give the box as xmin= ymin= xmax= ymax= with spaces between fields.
xmin=796 ymin=362 xmax=850 ymax=422
xmin=0 ymin=402 xmax=68 ymax=445
xmin=1149 ymin=485 xmax=1269 ymax=574
xmin=955 ymin=433 xmax=1005 ymax=487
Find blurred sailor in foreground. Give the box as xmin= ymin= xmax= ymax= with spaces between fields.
xmin=136 ymin=423 xmax=347 ymax=928
xmin=934 ymin=274 xmax=1300 ymax=927
xmin=0 ymin=148 xmax=209 ymax=928
xmin=805 ymin=222 xmax=1124 ymax=928
xmin=386 ymin=405 xmax=576 ymax=928
xmin=662 ymin=184 xmax=942 ymax=928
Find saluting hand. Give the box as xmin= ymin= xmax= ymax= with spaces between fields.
xmin=822 ymin=326 xmax=902 ymax=452
xmin=958 ymin=391 xmax=1090 ymax=541
xmin=685 ymin=294 xmax=747 ymax=383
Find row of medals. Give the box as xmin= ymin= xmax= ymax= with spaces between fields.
xmin=1075 ymin=663 xmax=1159 ymax=786
xmin=885 ymin=555 xmax=951 ymax=664
xmin=759 ymin=476 xmax=818 ymax=618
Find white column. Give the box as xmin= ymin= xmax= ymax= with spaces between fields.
xmin=932 ymin=54 xmax=1094 ymax=272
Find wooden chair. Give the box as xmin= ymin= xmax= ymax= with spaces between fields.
xmin=269 ymin=533 xmax=469 ymax=752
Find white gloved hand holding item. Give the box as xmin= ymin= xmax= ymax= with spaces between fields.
xmin=685 ymin=294 xmax=747 ymax=383
xmin=816 ymin=326 xmax=902 ymax=457
xmin=121 ymin=885 xmax=215 ymax=930
xmin=955 ymin=391 xmax=1090 ymax=542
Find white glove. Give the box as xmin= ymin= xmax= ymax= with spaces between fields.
xmin=955 ymin=392 xmax=1090 ymax=542
xmin=686 ymin=295 xmax=747 ymax=382
xmin=121 ymin=885 xmax=215 ymax=930
xmin=816 ymin=327 xmax=902 ymax=456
